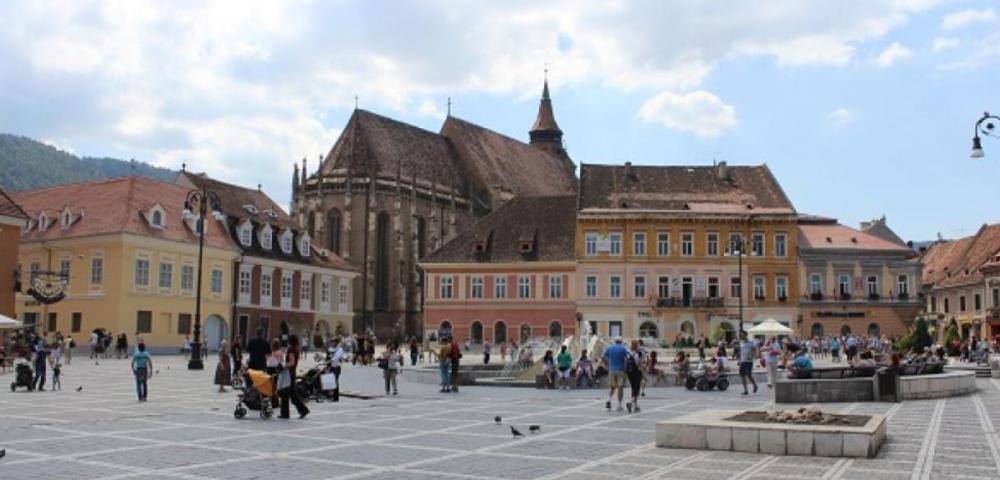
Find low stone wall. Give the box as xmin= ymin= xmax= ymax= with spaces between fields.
xmin=900 ymin=371 xmax=976 ymax=400
xmin=775 ymin=377 xmax=875 ymax=403
xmin=656 ymin=410 xmax=887 ymax=458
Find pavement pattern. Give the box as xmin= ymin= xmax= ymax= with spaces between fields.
xmin=2 ymin=355 xmax=1000 ymax=480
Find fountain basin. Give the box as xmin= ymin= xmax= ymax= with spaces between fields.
xmin=655 ymin=409 xmax=886 ymax=458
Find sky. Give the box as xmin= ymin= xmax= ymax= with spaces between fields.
xmin=1 ymin=0 xmax=999 ymax=242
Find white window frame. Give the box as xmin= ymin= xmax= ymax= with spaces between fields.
xmin=260 ymin=225 xmax=273 ymax=250
xmin=609 ymin=232 xmax=622 ymax=256
xmin=181 ymin=264 xmax=195 ymax=292
xmin=211 ymin=269 xmax=223 ymax=294
xmin=158 ymin=262 xmax=173 ymax=290
xmin=585 ymin=276 xmax=597 ymax=298
xmin=633 ymin=275 xmax=646 ymax=298
xmin=584 ymin=231 xmax=598 ymax=256
xmin=280 ymin=274 xmax=292 ymax=302
xmin=134 ymin=258 xmax=150 ymax=287
xmin=633 ymin=232 xmax=646 ymax=256
xmin=338 ymin=283 xmax=349 ymax=312
xmin=753 ymin=276 xmax=766 ymax=300
xmin=838 ymin=274 xmax=852 ymax=296
xmin=657 ymin=276 xmax=670 ymax=298
xmin=549 ymin=276 xmax=563 ymax=299
xmin=471 ymin=276 xmax=484 ymax=299
xmin=867 ymin=275 xmax=879 ymax=297
xmin=728 ymin=232 xmax=743 ymax=256
xmin=494 ymin=276 xmax=507 ymax=299
xmin=776 ymin=276 xmax=788 ymax=300
xmin=239 ymin=269 xmax=252 ymax=297
xmin=518 ymin=276 xmax=531 ymax=299
xmin=301 ymin=276 xmax=312 ymax=304
xmin=775 ymin=233 xmax=787 ymax=257
xmin=280 ymin=231 xmax=293 ymax=254
xmin=299 ymin=234 xmax=311 ymax=257
xmin=260 ymin=271 xmax=273 ymax=304
xmin=810 ymin=273 xmax=823 ymax=295
xmin=657 ymin=232 xmax=670 ymax=256
xmin=897 ymin=275 xmax=909 ymax=296
xmin=239 ymin=223 xmax=253 ymax=247
xmin=320 ymin=279 xmax=331 ymax=304
xmin=706 ymin=232 xmax=719 ymax=257
xmin=730 ymin=277 xmax=742 ymax=299
xmin=440 ymin=276 xmax=454 ymax=299
xmin=609 ymin=275 xmax=622 ymax=299
xmin=708 ymin=277 xmax=720 ymax=298
xmin=681 ymin=232 xmax=694 ymax=257
xmin=751 ymin=232 xmax=765 ymax=257
xmin=90 ymin=254 xmax=103 ymax=287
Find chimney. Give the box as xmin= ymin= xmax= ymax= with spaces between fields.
xmin=716 ymin=161 xmax=728 ymax=180
xmin=624 ymin=161 xmax=635 ymax=180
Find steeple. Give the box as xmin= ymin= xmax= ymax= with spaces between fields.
xmin=529 ymin=77 xmax=565 ymax=158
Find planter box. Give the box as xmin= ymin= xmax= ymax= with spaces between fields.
xmin=655 ymin=410 xmax=886 ymax=458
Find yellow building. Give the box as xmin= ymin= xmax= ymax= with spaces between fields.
xmin=13 ymin=177 xmax=239 ymax=352
xmin=576 ymin=162 xmax=799 ymax=342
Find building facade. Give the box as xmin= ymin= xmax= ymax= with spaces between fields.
xmin=576 ymin=162 xmax=799 ymax=342
xmin=922 ymin=223 xmax=1000 ymax=340
xmin=178 ymin=172 xmax=357 ymax=347
xmin=421 ymin=196 xmax=578 ymax=344
xmin=291 ymin=81 xmax=577 ymax=339
xmin=0 ymin=189 xmax=28 ymax=318
xmin=13 ymin=177 xmax=238 ymax=352
xmin=797 ymin=216 xmax=921 ymax=338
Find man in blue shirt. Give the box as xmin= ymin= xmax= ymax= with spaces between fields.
xmin=603 ymin=337 xmax=628 ymax=412
xmin=131 ymin=342 xmax=152 ymax=402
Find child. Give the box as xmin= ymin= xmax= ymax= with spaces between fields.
xmin=52 ymin=363 xmax=62 ymax=390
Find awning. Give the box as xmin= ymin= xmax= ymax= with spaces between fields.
xmin=747 ymin=318 xmax=792 ymax=336
xmin=0 ymin=313 xmax=23 ymax=329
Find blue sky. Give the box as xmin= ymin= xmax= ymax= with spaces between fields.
xmin=1 ymin=0 xmax=998 ymax=242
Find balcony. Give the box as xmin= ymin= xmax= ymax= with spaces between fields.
xmin=802 ymin=291 xmax=921 ymax=304
xmin=656 ymin=297 xmax=725 ymax=308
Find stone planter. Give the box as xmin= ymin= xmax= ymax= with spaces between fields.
xmin=656 ymin=410 xmax=886 ymax=458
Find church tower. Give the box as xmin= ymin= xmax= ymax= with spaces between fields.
xmin=529 ymin=78 xmax=575 ymax=177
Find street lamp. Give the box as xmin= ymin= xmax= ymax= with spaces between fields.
xmin=971 ymin=111 xmax=998 ymax=158
xmin=182 ymin=187 xmax=223 ymax=370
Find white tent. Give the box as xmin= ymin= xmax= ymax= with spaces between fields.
xmin=0 ymin=313 xmax=22 ymax=329
xmin=747 ymin=318 xmax=792 ymax=336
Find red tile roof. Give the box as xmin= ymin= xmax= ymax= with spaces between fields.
xmin=798 ymin=223 xmax=914 ymax=254
xmin=921 ymin=223 xmax=1000 ymax=288
xmin=12 ymin=176 xmax=235 ymax=250
xmin=0 ymin=187 xmax=28 ymax=220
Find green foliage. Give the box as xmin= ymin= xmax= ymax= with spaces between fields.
xmin=710 ymin=324 xmax=726 ymax=343
xmin=944 ymin=320 xmax=960 ymax=346
xmin=0 ymin=133 xmax=176 ymax=192
xmin=910 ymin=318 xmax=933 ymax=350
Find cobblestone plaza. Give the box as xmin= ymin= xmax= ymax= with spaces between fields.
xmin=3 ymin=356 xmax=1000 ymax=480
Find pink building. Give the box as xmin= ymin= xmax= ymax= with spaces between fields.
xmin=421 ymin=196 xmax=578 ymax=343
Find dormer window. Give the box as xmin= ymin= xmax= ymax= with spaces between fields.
xmin=238 ymin=222 xmax=253 ymax=247
xmin=147 ymin=205 xmax=166 ymax=229
xmin=260 ymin=225 xmax=273 ymax=250
xmin=299 ymin=234 xmax=311 ymax=257
xmin=473 ymin=241 xmax=487 ymax=253
xmin=38 ymin=212 xmax=49 ymax=231
xmin=61 ymin=208 xmax=72 ymax=228
xmin=243 ymin=204 xmax=259 ymax=215
xmin=264 ymin=209 xmax=277 ymax=219
xmin=280 ymin=230 xmax=293 ymax=254
xmin=519 ymin=240 xmax=534 ymax=254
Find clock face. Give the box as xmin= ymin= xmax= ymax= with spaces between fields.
xmin=28 ymin=272 xmax=68 ymax=305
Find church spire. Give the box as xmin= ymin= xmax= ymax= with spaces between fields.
xmin=529 ymin=76 xmax=564 ymax=157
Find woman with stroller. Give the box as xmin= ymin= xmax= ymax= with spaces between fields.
xmin=279 ymin=335 xmax=309 ymax=419
xmin=215 ymin=339 xmax=231 ymax=393
xmin=266 ymin=339 xmax=283 ymax=408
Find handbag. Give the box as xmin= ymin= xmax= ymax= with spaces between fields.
xmin=276 ymin=368 xmax=292 ymax=392
xmin=320 ymin=372 xmax=337 ymax=391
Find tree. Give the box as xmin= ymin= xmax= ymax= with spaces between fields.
xmin=911 ymin=318 xmax=933 ymax=351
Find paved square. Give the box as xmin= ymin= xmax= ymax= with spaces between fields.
xmin=4 ymin=355 xmax=1000 ymax=479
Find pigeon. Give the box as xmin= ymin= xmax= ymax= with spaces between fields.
xmin=494 ymin=415 xmax=502 ymax=425
xmin=510 ymin=426 xmax=523 ymax=438
xmin=529 ymin=425 xmax=540 ymax=433
xmin=75 ymin=386 xmax=83 ymax=392
xmin=155 ymin=370 xmax=160 ymax=375
xmin=0 ymin=448 xmax=5 ymax=459
xmin=167 ymin=366 xmax=170 ymax=370
xmin=95 ymin=361 xmax=99 ymax=366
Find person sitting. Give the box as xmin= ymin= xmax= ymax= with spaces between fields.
xmin=787 ymin=347 xmax=813 ymax=379
xmin=855 ymin=351 xmax=877 ymax=369
xmin=673 ymin=351 xmax=690 ymax=386
xmin=575 ymin=350 xmax=595 ymax=388
xmin=541 ymin=350 xmax=556 ymax=388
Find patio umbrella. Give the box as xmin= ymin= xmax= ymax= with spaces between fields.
xmin=747 ymin=318 xmax=792 ymax=336
xmin=0 ymin=313 xmax=22 ymax=329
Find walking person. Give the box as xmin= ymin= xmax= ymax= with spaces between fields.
xmin=278 ymin=335 xmax=309 ymax=419
xmin=625 ymin=340 xmax=644 ymax=413
xmin=449 ymin=335 xmax=462 ymax=393
xmin=182 ymin=335 xmax=192 ymax=360
xmin=215 ymin=340 xmax=231 ymax=393
xmin=326 ymin=337 xmax=345 ymax=400
xmin=230 ymin=336 xmax=243 ymax=378
xmin=409 ymin=337 xmax=419 ymax=366
xmin=437 ymin=337 xmax=452 ymax=393
xmin=247 ymin=328 xmax=270 ymax=371
xmin=65 ymin=336 xmax=74 ymax=365
xmin=483 ymin=341 xmax=491 ymax=365
xmin=32 ymin=337 xmax=49 ymax=391
xmin=737 ymin=331 xmax=758 ymax=396
xmin=603 ymin=337 xmax=628 ymax=412
xmin=131 ymin=342 xmax=152 ymax=401
xmin=380 ymin=347 xmax=402 ymax=396
xmin=764 ymin=337 xmax=780 ymax=389
xmin=830 ymin=336 xmax=841 ymax=364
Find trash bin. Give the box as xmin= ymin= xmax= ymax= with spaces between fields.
xmin=876 ymin=367 xmax=900 ymax=402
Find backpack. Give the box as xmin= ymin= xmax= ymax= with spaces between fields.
xmin=625 ymin=352 xmax=641 ymax=376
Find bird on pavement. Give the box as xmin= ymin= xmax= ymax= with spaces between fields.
xmin=0 ymin=448 xmax=5 ymax=459
xmin=510 ymin=426 xmax=523 ymax=438
xmin=529 ymin=425 xmax=540 ymax=433
xmin=494 ymin=416 xmax=502 ymax=425
xmin=75 ymin=386 xmax=83 ymax=392
xmin=155 ymin=370 xmax=160 ymax=375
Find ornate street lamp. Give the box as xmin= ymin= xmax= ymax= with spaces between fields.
xmin=181 ymin=187 xmax=223 ymax=370
xmin=971 ymin=111 xmax=999 ymax=158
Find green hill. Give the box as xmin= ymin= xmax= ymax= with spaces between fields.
xmin=0 ymin=133 xmax=177 ymax=191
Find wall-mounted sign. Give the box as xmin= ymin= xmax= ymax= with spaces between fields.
xmin=596 ymin=235 xmax=612 ymax=253
xmin=812 ymin=311 xmax=865 ymax=318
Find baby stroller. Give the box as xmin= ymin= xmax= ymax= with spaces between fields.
xmin=685 ymin=361 xmax=730 ymax=391
xmin=10 ymin=358 xmax=34 ymax=392
xmin=234 ymin=369 xmax=274 ymax=419
xmin=298 ymin=360 xmax=339 ymax=403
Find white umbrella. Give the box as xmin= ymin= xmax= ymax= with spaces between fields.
xmin=0 ymin=313 xmax=23 ymax=329
xmin=747 ymin=318 xmax=792 ymax=336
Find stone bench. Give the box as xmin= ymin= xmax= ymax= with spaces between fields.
xmin=776 ymin=370 xmax=977 ymax=403
xmin=899 ymin=371 xmax=976 ymax=400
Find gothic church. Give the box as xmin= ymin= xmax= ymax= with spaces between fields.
xmin=291 ymin=81 xmax=577 ymax=338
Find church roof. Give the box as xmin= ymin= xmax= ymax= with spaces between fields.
xmin=441 ymin=116 xmax=576 ymax=198
xmin=530 ymin=80 xmax=561 ymax=134
xmin=579 ymin=163 xmax=795 ymax=214
xmin=422 ymin=195 xmax=577 ymax=264
xmin=321 ymin=109 xmax=466 ymax=190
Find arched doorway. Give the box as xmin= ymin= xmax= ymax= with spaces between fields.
xmin=470 ymin=321 xmax=483 ymax=344
xmin=680 ymin=321 xmax=695 ymax=338
xmin=204 ymin=315 xmax=228 ymax=352
xmin=720 ymin=322 xmax=735 ymax=342
xmin=439 ymin=321 xmax=453 ymax=339
xmin=494 ymin=321 xmax=507 ymax=344
xmin=639 ymin=321 xmax=659 ymax=339
xmin=811 ymin=323 xmax=824 ymax=339
xmin=549 ymin=321 xmax=562 ymax=338
xmin=520 ymin=324 xmax=532 ymax=342
xmin=840 ymin=324 xmax=852 ymax=336
xmin=868 ymin=323 xmax=880 ymax=337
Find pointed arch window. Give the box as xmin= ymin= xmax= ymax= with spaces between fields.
xmin=416 ymin=216 xmax=427 ymax=259
xmin=374 ymin=211 xmax=390 ymax=310
xmin=328 ymin=209 xmax=342 ymax=255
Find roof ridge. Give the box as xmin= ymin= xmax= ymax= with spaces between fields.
xmin=0 ymin=187 xmax=28 ymax=219
xmin=759 ymin=163 xmax=796 ymax=213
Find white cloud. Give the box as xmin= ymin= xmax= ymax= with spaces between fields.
xmin=942 ymin=8 xmax=995 ymax=30
xmin=738 ymin=34 xmax=856 ymax=67
xmin=637 ymin=90 xmax=737 ymax=137
xmin=873 ymin=42 xmax=914 ymax=68
xmin=932 ymin=37 xmax=960 ymax=51
xmin=828 ymin=108 xmax=854 ymax=126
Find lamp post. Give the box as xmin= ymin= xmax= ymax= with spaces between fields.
xmin=971 ymin=111 xmax=999 ymax=158
xmin=182 ymin=187 xmax=222 ymax=370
